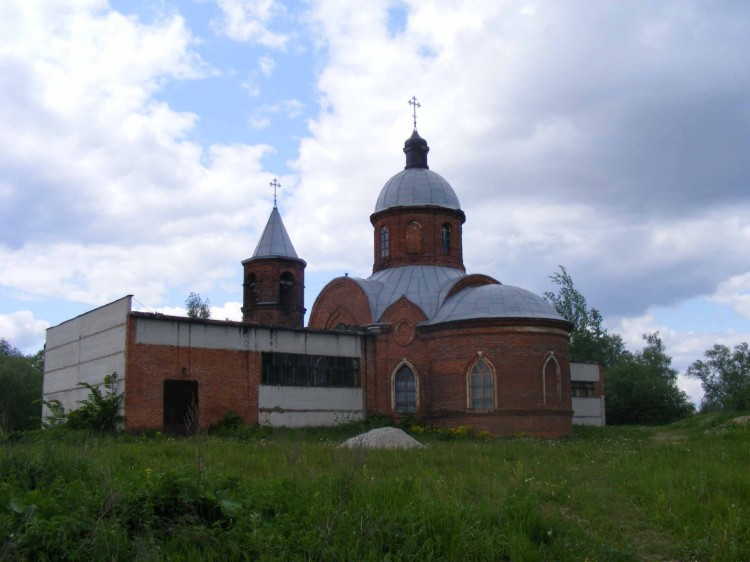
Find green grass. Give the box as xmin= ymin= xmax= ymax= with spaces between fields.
xmin=1 ymin=416 xmax=749 ymax=561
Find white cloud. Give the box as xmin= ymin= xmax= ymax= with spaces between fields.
xmin=2 ymin=0 xmax=750 ymax=381
xmin=0 ymin=2 xmax=279 ymax=309
xmin=133 ymin=301 xmax=242 ymax=322
xmin=710 ymin=273 xmax=750 ymax=320
xmin=210 ymin=0 xmax=288 ymax=48
xmin=0 ymin=311 xmax=50 ymax=352
xmin=248 ymin=99 xmax=304 ymax=129
xmin=288 ymin=0 xmax=750 ymax=322
xmin=258 ymin=55 xmax=275 ymax=76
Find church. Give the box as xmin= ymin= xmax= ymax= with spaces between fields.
xmin=43 ymin=122 xmax=601 ymax=437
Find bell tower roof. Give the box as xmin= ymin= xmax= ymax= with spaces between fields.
xmin=250 ymin=206 xmax=301 ymax=261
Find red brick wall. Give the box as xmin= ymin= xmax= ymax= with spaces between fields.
xmin=124 ymin=317 xmax=261 ymax=431
xmin=370 ymin=207 xmax=466 ymax=272
xmin=366 ymin=320 xmax=572 ymax=437
xmin=308 ymin=275 xmax=573 ymax=437
xmin=242 ymin=257 xmax=306 ymax=328
xmin=308 ymin=278 xmax=374 ymax=328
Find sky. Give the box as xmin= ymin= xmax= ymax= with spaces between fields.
xmin=1 ymin=0 xmax=749 ymax=404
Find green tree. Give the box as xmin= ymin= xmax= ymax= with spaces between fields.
xmin=0 ymin=339 xmax=43 ymax=431
xmin=186 ymin=292 xmax=211 ymax=319
xmin=543 ymin=266 xmax=628 ymax=366
xmin=605 ymin=332 xmax=694 ymax=424
xmin=687 ymin=342 xmax=750 ymax=412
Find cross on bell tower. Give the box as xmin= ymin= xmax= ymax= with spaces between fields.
xmin=270 ymin=178 xmax=281 ymax=208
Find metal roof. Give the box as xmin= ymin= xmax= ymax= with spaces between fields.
xmin=423 ymin=284 xmax=565 ymax=325
xmin=374 ymin=168 xmax=461 ymax=212
xmin=250 ymin=207 xmax=300 ymax=260
xmin=343 ymin=265 xmax=563 ymax=326
xmin=350 ymin=266 xmax=466 ymax=321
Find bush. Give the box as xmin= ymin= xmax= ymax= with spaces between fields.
xmin=42 ymin=372 xmax=123 ymax=432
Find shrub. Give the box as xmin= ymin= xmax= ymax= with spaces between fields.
xmin=42 ymin=372 xmax=123 ymax=432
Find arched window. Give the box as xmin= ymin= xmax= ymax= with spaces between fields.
xmin=406 ymin=221 xmax=422 ymax=254
xmin=279 ymin=272 xmax=294 ymax=313
xmin=468 ymin=358 xmax=494 ymax=409
xmin=244 ymin=273 xmax=257 ymax=311
xmin=394 ymin=364 xmax=417 ymax=413
xmin=542 ymin=353 xmax=562 ymax=404
xmin=380 ymin=226 xmax=390 ymax=258
xmin=441 ymin=223 xmax=451 ymax=254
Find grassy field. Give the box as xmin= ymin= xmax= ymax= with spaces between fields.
xmin=1 ymin=414 xmax=748 ymax=561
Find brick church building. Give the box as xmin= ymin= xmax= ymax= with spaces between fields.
xmin=43 ymin=125 xmax=583 ymax=437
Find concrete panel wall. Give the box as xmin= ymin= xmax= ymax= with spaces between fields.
xmin=134 ymin=316 xmax=362 ymax=357
xmin=572 ymin=397 xmax=606 ymax=426
xmin=570 ymin=362 xmax=605 ymax=425
xmin=43 ymin=296 xmax=131 ymax=416
xmin=258 ymin=385 xmax=364 ymax=427
xmin=570 ymin=362 xmax=600 ymax=382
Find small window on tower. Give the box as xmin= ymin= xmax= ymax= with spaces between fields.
xmin=406 ymin=221 xmax=422 ymax=254
xmin=244 ymin=273 xmax=257 ymax=311
xmin=279 ymin=272 xmax=294 ymax=313
xmin=380 ymin=226 xmax=390 ymax=258
xmin=441 ymin=223 xmax=451 ymax=254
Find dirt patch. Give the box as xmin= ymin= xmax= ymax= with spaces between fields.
xmin=730 ymin=415 xmax=750 ymax=426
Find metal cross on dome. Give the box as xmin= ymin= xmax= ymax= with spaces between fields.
xmin=270 ymin=178 xmax=281 ymax=207
xmin=408 ymin=96 xmax=421 ymax=130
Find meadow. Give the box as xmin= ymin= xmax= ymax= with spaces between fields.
xmin=1 ymin=414 xmax=748 ymax=561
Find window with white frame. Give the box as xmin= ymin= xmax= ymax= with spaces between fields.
xmin=380 ymin=226 xmax=390 ymax=258
xmin=469 ymin=358 xmax=494 ymax=409
xmin=394 ymin=365 xmax=416 ymax=413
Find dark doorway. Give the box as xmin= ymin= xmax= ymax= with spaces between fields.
xmin=163 ymin=380 xmax=198 ymax=434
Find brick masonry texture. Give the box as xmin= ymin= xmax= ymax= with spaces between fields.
xmin=371 ymin=207 xmax=466 ymax=272
xmin=125 ymin=317 xmax=262 ymax=431
xmin=309 ymin=280 xmax=573 ymax=437
xmin=242 ymin=257 xmax=306 ymax=328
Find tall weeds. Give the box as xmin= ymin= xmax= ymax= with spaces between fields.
xmin=1 ymin=417 xmax=748 ymax=560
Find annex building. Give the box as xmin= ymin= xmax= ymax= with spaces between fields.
xmin=43 ymin=127 xmax=605 ymax=436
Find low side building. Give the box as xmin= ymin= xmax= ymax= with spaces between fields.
xmin=570 ymin=362 xmax=606 ymax=426
xmin=43 ymin=296 xmax=368 ymax=432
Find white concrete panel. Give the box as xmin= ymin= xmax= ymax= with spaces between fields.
xmin=572 ymin=397 xmax=605 ymax=426
xmin=259 ymin=386 xmax=363 ymax=411
xmin=46 ymin=317 xmax=83 ymax=350
xmin=44 ymin=340 xmax=81 ymax=372
xmin=259 ymin=410 xmax=364 ymax=428
xmin=79 ymin=325 xmax=127 ymax=363
xmin=43 ymin=365 xmax=80 ymax=394
xmin=134 ymin=316 xmax=362 ymax=358
xmin=78 ymin=355 xmax=126 ymax=386
xmin=44 ymin=297 xmax=130 ymax=415
xmin=572 ymin=397 xmax=601 ymax=417
xmin=41 ymin=388 xmax=81 ymax=417
xmin=80 ymin=296 xmax=131 ymax=337
xmin=570 ymin=362 xmax=601 ymax=382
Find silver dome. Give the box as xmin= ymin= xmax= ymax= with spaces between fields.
xmin=374 ymin=168 xmax=461 ymax=212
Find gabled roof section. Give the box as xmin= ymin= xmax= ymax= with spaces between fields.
xmin=338 ymin=265 xmax=568 ymax=328
xmin=250 ymin=207 xmax=300 ymax=260
xmin=350 ymin=265 xmax=467 ymax=321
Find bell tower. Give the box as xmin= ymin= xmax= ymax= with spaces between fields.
xmin=242 ymin=181 xmax=306 ymax=328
